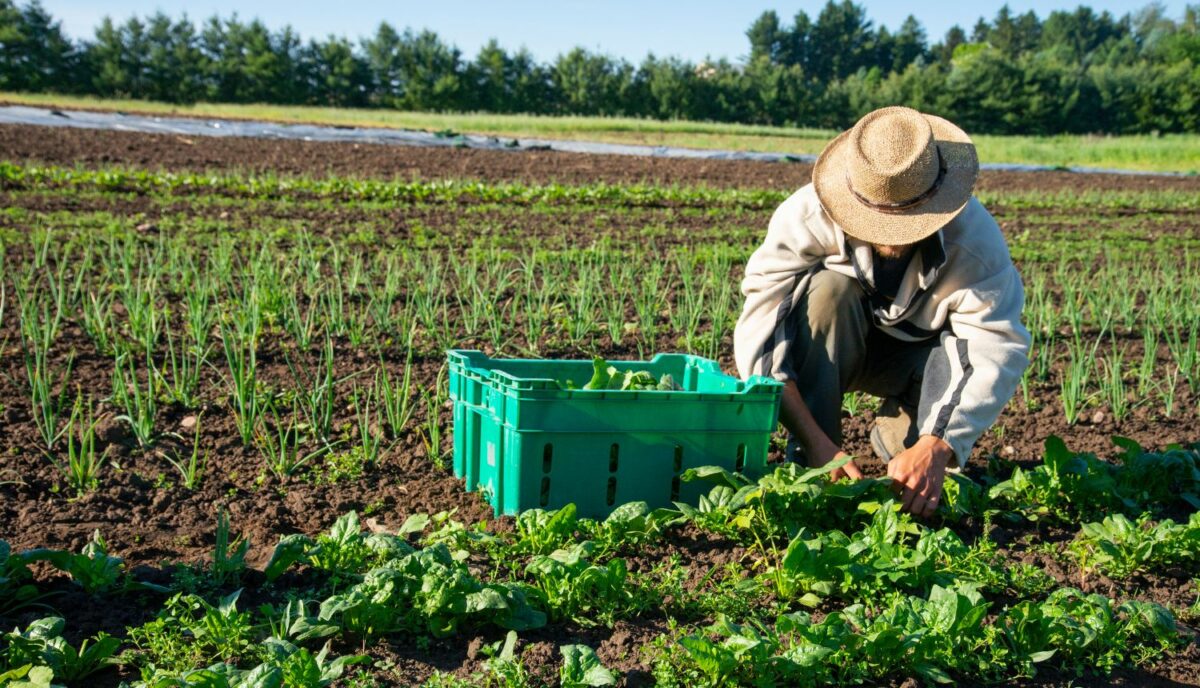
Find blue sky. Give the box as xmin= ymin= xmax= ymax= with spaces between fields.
xmin=42 ymin=0 xmax=1188 ymax=62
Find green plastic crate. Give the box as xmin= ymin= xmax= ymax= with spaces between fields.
xmin=448 ymin=350 xmax=783 ymax=519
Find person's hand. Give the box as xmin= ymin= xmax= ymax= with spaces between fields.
xmin=887 ymin=435 xmax=954 ymax=518
xmin=807 ymin=441 xmax=863 ymax=482
xmin=777 ymin=381 xmax=862 ymax=482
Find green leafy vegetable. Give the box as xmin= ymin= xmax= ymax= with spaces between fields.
xmin=1 ymin=617 xmax=121 ymax=683
xmin=578 ymin=357 xmax=681 ymax=391
xmin=525 ymin=542 xmax=638 ymax=625
xmin=1072 ymin=512 xmax=1200 ymax=579
xmin=560 ymin=643 xmax=617 ymax=687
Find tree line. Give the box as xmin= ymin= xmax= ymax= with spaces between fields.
xmin=1 ymin=0 xmax=1197 ymax=134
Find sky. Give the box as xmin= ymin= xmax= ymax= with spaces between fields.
xmin=42 ymin=0 xmax=1189 ymax=63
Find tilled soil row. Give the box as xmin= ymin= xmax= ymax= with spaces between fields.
xmin=3 ymin=123 xmax=1200 ymax=194
xmin=0 ymin=188 xmax=770 ymax=249
xmin=5 ymin=187 xmax=1197 ymax=239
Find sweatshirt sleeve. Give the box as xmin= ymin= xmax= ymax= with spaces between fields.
xmin=916 ymin=263 xmax=1031 ymax=467
xmin=734 ymin=188 xmax=831 ymax=381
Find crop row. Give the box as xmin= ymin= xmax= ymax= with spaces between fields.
xmin=4 ymin=436 xmax=1197 ymax=685
xmin=4 ymin=186 xmax=1193 ymax=268
xmin=5 ymin=220 xmax=1198 ymax=481
xmin=2 ymin=162 xmax=1200 ymax=212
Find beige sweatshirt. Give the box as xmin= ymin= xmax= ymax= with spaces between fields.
xmin=733 ymin=183 xmax=1031 ymax=466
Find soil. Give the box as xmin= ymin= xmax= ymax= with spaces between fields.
xmin=0 ymin=123 xmax=1197 ymax=687
xmin=3 ymin=123 xmax=1200 ymax=194
xmin=0 ymin=329 xmax=489 ymax=565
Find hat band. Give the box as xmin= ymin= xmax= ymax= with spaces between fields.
xmin=845 ymin=147 xmax=947 ymax=214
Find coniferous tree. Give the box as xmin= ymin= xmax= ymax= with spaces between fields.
xmin=810 ymin=0 xmax=874 ymax=81
xmin=467 ymin=39 xmax=511 ymax=111
xmin=304 ymin=35 xmax=370 ymax=106
xmin=362 ymin=22 xmax=403 ymax=107
xmin=639 ymin=54 xmax=695 ymax=119
xmin=89 ymin=16 xmax=132 ymax=96
xmin=142 ymin=13 xmax=205 ymax=102
xmin=392 ymin=29 xmax=464 ymax=111
xmin=932 ymin=25 xmax=967 ymax=65
xmin=551 ymin=48 xmax=633 ymax=116
xmin=782 ymin=10 xmax=814 ymax=69
xmin=988 ymin=5 xmax=1022 ymax=55
xmin=873 ymin=25 xmax=895 ymax=73
xmin=747 ymin=11 xmax=783 ymax=62
xmin=892 ymin=16 xmax=928 ymax=71
xmin=0 ymin=0 xmax=76 ymax=92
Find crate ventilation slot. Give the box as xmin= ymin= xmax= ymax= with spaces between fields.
xmin=671 ymin=445 xmax=684 ymax=500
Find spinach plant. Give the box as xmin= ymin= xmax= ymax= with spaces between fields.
xmin=0 ymin=617 xmax=120 ymax=683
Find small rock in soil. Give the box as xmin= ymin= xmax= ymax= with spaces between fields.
xmin=180 ymin=415 xmax=197 ymax=430
xmin=1091 ymin=410 xmax=1106 ymax=424
xmin=466 ymin=636 xmax=485 ymax=660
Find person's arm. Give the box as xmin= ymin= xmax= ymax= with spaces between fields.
xmin=732 ymin=188 xmax=854 ymax=477
xmin=734 ymin=188 xmax=835 ymax=382
xmin=892 ymin=263 xmax=1031 ymax=517
xmin=780 ymin=381 xmax=863 ymax=480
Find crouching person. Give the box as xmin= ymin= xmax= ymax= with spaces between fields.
xmin=734 ymin=106 xmax=1030 ymax=517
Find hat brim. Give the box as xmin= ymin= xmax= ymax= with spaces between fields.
xmin=813 ymin=114 xmax=979 ymax=246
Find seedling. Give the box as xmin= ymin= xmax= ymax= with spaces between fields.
xmin=44 ymin=396 xmax=103 ymax=495
xmin=257 ymin=400 xmax=328 ymax=480
xmin=111 ymin=345 xmax=157 ymax=447
xmin=211 ymin=509 xmax=249 ymax=586
xmin=376 ymin=351 xmax=416 ymax=439
xmin=159 ymin=415 xmax=206 ymax=490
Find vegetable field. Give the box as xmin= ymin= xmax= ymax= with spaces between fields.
xmin=1 ymin=124 xmax=1199 ymax=687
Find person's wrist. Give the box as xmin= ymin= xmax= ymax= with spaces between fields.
xmin=918 ymin=435 xmax=954 ymax=467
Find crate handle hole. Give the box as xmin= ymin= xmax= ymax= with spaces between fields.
xmin=609 ymin=443 xmax=619 ymax=473
xmin=540 ymin=477 xmax=550 ymax=506
xmin=542 ymin=443 xmax=553 ymax=474
xmin=670 ymin=475 xmax=681 ymax=501
xmin=673 ymin=445 xmax=683 ymax=473
xmin=735 ymin=444 xmax=746 ymax=472
xmin=606 ymin=476 xmax=617 ymax=505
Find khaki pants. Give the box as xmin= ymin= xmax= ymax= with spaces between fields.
xmin=783 ymin=269 xmax=939 ymax=448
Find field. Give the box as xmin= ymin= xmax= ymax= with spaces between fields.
xmin=1 ymin=123 xmax=1199 ymax=687
xmin=4 ymin=92 xmax=1200 ymax=174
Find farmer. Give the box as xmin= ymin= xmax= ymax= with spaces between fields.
xmin=734 ymin=106 xmax=1030 ymax=518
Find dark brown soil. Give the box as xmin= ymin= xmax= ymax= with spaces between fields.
xmin=2 ymin=123 xmax=1200 ymax=194
xmin=0 ymin=328 xmax=490 ymax=567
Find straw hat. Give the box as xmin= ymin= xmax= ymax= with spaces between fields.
xmin=813 ymin=106 xmax=979 ymax=246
